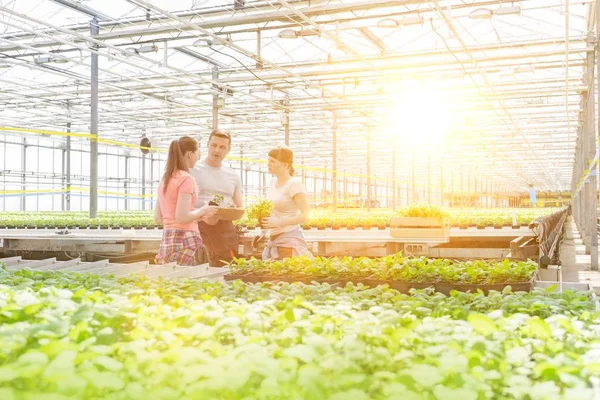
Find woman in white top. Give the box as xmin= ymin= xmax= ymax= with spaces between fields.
xmin=261 ymin=145 xmax=312 ymax=260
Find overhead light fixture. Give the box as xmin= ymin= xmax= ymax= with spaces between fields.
xmin=249 ymin=85 xmax=267 ymax=93
xmin=297 ymin=28 xmax=320 ymax=37
xmin=469 ymin=8 xmax=493 ymax=19
xmin=193 ymin=38 xmax=213 ymax=47
xmin=278 ymin=29 xmax=298 ymax=39
xmin=51 ymin=57 xmax=70 ymax=64
xmin=517 ymin=65 xmax=535 ymax=73
xmin=138 ymin=44 xmax=158 ymax=54
xmin=123 ymin=44 xmax=158 ymax=55
xmin=399 ymin=14 xmax=424 ymax=26
xmin=377 ymin=18 xmax=399 ymax=29
xmin=34 ymin=55 xmax=69 ymax=64
xmin=34 ymin=55 xmax=52 ymax=64
xmin=0 ymin=61 xmax=12 ymax=69
xmin=494 ymin=5 xmax=521 ymax=16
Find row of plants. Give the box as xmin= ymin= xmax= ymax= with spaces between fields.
xmin=0 ymin=206 xmax=557 ymax=229
xmin=227 ymin=253 xmax=539 ymax=294
xmin=237 ymin=204 xmax=558 ymax=230
xmin=0 ymin=266 xmax=598 ymax=399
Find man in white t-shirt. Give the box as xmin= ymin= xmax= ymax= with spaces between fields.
xmin=189 ymin=130 xmax=243 ymax=266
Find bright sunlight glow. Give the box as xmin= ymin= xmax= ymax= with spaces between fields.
xmin=388 ymin=83 xmax=451 ymax=149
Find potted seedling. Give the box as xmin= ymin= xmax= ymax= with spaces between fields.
xmin=209 ymin=193 xmax=225 ymax=206
xmin=246 ymin=199 xmax=274 ymax=250
xmin=246 ymin=199 xmax=274 ymax=228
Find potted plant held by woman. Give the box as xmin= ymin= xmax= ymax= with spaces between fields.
xmin=246 ymin=199 xmax=274 ymax=251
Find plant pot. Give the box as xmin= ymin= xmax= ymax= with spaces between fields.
xmin=476 ymin=226 xmax=486 ymax=230
xmin=347 ymin=226 xmax=355 ymax=230
xmin=459 ymin=224 xmax=468 ymax=230
xmin=493 ymin=225 xmax=502 ymax=230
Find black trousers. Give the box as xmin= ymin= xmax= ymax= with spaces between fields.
xmin=198 ymin=220 xmax=239 ymax=267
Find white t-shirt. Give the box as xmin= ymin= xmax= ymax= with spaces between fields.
xmin=189 ymin=160 xmax=242 ymax=208
xmin=267 ymin=177 xmax=306 ymax=236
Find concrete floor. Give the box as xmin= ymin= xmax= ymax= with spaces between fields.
xmin=559 ymin=217 xmax=600 ymax=293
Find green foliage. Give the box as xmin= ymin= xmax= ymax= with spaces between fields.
xmin=245 ymin=198 xmax=274 ymax=221
xmin=0 ymin=207 xmax=559 ymax=229
xmin=229 ymin=254 xmax=538 ymax=284
xmin=0 ymin=270 xmax=597 ymax=399
xmin=397 ymin=204 xmax=446 ymax=219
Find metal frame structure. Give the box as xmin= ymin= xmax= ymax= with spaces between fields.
xmin=0 ymin=0 xmax=597 ymax=263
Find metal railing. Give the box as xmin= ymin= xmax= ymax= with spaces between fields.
xmin=529 ymin=206 xmax=570 ymax=267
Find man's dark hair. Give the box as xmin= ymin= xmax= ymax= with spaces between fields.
xmin=208 ymin=130 xmax=231 ymax=147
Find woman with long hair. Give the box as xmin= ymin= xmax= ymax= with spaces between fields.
xmin=154 ymin=136 xmax=217 ymax=265
xmin=261 ymin=145 xmax=312 ymax=260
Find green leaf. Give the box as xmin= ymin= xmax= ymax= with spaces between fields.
xmin=544 ymin=284 xmax=558 ymax=293
xmin=285 ymin=308 xmax=295 ymax=322
xmin=584 ymin=363 xmax=600 ymax=374
xmin=467 ymin=313 xmax=498 ymax=336
xmin=527 ymin=317 xmax=551 ymax=339
xmin=93 ymin=355 xmax=123 ymax=372
xmin=17 ymin=351 xmax=49 ymax=366
xmin=329 ymin=389 xmax=370 ymax=400
xmin=283 ymin=345 xmax=316 ymax=364
xmin=0 ymin=367 xmax=19 ymax=383
xmin=408 ymin=365 xmax=443 ymax=388
xmin=433 ymin=385 xmax=478 ymax=400
xmin=0 ymin=388 xmax=17 ymax=400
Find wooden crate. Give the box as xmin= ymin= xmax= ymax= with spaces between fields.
xmin=389 ymin=217 xmax=449 ymax=239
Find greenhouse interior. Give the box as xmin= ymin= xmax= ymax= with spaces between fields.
xmin=1 ymin=0 xmax=600 ymax=399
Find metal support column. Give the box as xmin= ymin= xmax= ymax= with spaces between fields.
xmin=240 ymin=146 xmax=245 ymax=198
xmin=440 ymin=163 xmax=444 ymax=207
xmin=262 ymin=168 xmax=267 ymax=197
xmin=124 ymin=155 xmax=129 ymax=211
xmin=451 ymin=169 xmax=454 ymax=207
xmin=460 ymin=170 xmax=464 ymax=207
xmin=313 ymin=172 xmax=317 ymax=207
xmin=150 ymin=153 xmax=154 ymax=209
xmin=392 ymin=146 xmax=397 ymax=210
xmin=367 ymin=129 xmax=371 ymax=211
xmin=284 ymin=96 xmax=290 ymax=146
xmin=332 ymin=113 xmax=337 ymax=212
xmin=427 ymin=156 xmax=431 ymax=204
xmin=212 ymin=67 xmax=219 ymax=131
xmin=90 ymin=17 xmax=99 ymax=218
xmin=141 ymin=154 xmax=146 ymax=211
xmin=411 ymin=153 xmax=416 ymax=204
xmin=590 ymin=25 xmax=599 ymax=269
xmin=20 ymin=138 xmax=26 ymax=211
